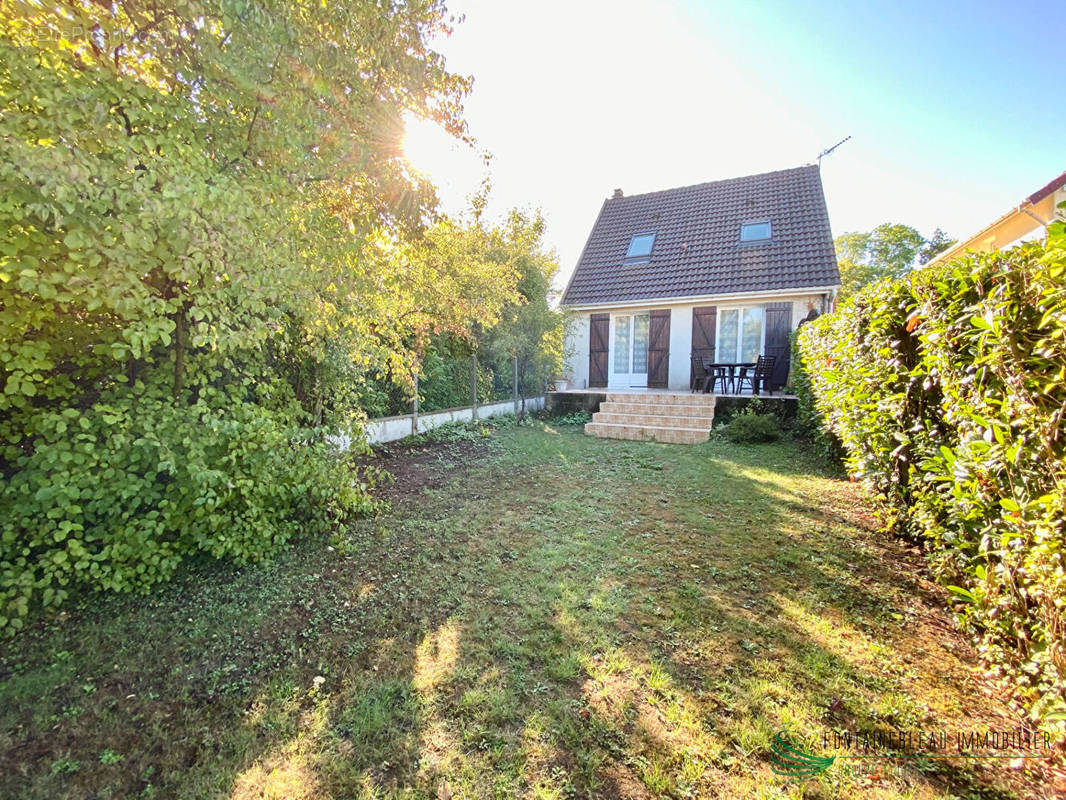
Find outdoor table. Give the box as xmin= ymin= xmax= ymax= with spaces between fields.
xmin=701 ymin=361 xmax=757 ymax=394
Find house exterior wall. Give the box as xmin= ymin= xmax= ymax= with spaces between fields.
xmin=927 ymin=186 xmax=1066 ymax=267
xmin=562 ymin=292 xmax=830 ymax=390
xmin=567 ymin=311 xmax=591 ymax=390
xmin=668 ymin=305 xmax=694 ymax=389
xmin=971 ymin=190 xmax=1065 ymax=252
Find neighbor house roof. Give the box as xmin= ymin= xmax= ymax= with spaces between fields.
xmin=925 ymin=169 xmax=1066 ymax=268
xmin=561 ymin=165 xmax=839 ymax=307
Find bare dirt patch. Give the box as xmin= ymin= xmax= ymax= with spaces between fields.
xmin=364 ymin=437 xmax=498 ymax=502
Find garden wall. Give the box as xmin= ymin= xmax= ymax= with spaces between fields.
xmin=334 ymin=396 xmax=545 ymax=448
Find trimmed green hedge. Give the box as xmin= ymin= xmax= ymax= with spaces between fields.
xmin=798 ymin=226 xmax=1066 ymax=724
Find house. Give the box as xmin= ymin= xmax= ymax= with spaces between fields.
xmin=560 ymin=165 xmax=840 ymax=392
xmin=925 ymin=169 xmax=1066 ymax=267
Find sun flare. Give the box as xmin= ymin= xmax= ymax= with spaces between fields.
xmin=401 ymin=112 xmax=484 ymax=204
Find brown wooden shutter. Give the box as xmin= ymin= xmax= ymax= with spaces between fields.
xmin=764 ymin=302 xmax=793 ymax=389
xmin=647 ymin=309 xmax=671 ymax=388
xmin=691 ymin=306 xmax=717 ymax=386
xmin=588 ymin=313 xmax=609 ymax=388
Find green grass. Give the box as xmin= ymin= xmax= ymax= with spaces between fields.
xmin=0 ymin=423 xmax=1050 ymax=799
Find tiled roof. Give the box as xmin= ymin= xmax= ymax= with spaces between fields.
xmin=561 ymin=165 xmax=840 ymax=306
xmin=1025 ymin=169 xmax=1066 ymax=206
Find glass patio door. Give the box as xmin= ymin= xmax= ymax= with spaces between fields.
xmin=611 ymin=313 xmax=649 ymax=387
xmin=717 ymin=306 xmax=765 ymax=363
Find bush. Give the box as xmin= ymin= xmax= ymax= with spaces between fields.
xmin=798 ymin=227 xmax=1066 ymax=724
xmin=549 ymin=411 xmax=593 ymax=426
xmin=401 ymin=412 xmax=532 ymax=445
xmin=721 ymin=406 xmax=782 ymax=443
xmin=788 ymin=330 xmax=844 ymax=463
xmin=0 ymin=385 xmax=379 ymax=632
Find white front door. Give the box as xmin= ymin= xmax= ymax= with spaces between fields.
xmin=610 ymin=313 xmax=649 ymax=388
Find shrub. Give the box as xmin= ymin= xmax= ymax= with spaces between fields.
xmin=721 ymin=406 xmax=782 ymax=443
xmin=405 ymin=420 xmax=491 ymax=444
xmin=798 ymin=226 xmax=1066 ymax=724
xmin=402 ymin=413 xmax=531 ymax=445
xmin=788 ymin=330 xmax=844 ymax=463
xmin=549 ymin=411 xmax=593 ymax=426
xmin=0 ymin=385 xmax=378 ymax=632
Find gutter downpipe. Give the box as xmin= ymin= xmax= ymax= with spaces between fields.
xmin=1020 ymin=205 xmax=1049 ymax=233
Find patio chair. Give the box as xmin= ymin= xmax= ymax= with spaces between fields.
xmin=734 ymin=355 xmax=776 ymax=395
xmin=701 ymin=360 xmax=731 ymax=394
xmin=690 ymin=355 xmax=708 ymax=392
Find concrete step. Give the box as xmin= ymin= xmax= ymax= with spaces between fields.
xmin=584 ymin=421 xmax=710 ymax=444
xmin=599 ymin=400 xmax=717 ymax=417
xmin=593 ymin=411 xmax=715 ymax=428
xmin=605 ymin=392 xmax=716 ymax=407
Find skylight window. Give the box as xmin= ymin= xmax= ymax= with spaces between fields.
xmin=624 ymin=233 xmax=656 ymax=264
xmin=740 ymin=221 xmax=772 ymax=242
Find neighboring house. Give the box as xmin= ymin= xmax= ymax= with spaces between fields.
xmin=927 ymin=170 xmax=1066 ymax=267
xmin=560 ymin=165 xmax=840 ymax=392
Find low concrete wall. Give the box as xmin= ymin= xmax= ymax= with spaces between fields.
xmin=544 ymin=391 xmax=607 ymax=415
xmin=334 ymin=396 xmax=545 ymax=448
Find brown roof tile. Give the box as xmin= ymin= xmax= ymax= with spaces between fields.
xmin=561 ymin=165 xmax=840 ymax=306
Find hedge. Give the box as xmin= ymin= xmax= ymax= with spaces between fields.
xmin=797 ymin=224 xmax=1066 ymax=725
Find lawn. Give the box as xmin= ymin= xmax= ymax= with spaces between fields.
xmin=0 ymin=421 xmax=1056 ymax=799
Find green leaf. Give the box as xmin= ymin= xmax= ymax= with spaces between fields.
xmin=946 ymin=585 xmax=976 ymax=603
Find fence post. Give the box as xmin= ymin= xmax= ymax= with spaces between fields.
xmin=513 ymin=355 xmax=519 ymax=417
xmin=470 ymin=354 xmax=479 ymax=421
xmin=412 ymin=373 xmax=419 ymax=435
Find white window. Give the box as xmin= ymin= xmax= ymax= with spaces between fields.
xmin=717 ymin=306 xmax=764 ymax=363
xmin=613 ymin=313 xmax=649 ymax=374
xmin=740 ymin=221 xmax=772 ymax=242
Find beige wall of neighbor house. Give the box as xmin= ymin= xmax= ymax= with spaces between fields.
xmin=563 ymin=291 xmax=831 ymax=391
xmin=928 ymin=172 xmax=1066 ymax=267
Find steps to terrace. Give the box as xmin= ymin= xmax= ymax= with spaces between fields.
xmin=584 ymin=391 xmax=716 ymax=444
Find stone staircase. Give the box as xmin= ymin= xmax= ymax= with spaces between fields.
xmin=584 ymin=392 xmax=716 ymax=444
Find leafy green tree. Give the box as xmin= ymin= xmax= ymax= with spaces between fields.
xmin=375 ymin=208 xmax=565 ymax=415
xmin=478 ymin=211 xmax=566 ymax=407
xmin=835 ymin=223 xmax=949 ymax=300
xmin=0 ymin=2 xmax=519 ymax=631
xmin=918 ymin=227 xmax=957 ymax=265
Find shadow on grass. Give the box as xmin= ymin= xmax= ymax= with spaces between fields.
xmin=0 ymin=425 xmax=1048 ymax=799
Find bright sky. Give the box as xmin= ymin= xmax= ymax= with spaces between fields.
xmin=402 ymin=0 xmax=1064 ymax=288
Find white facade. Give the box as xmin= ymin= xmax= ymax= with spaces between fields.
xmin=563 ymin=291 xmax=833 ymax=391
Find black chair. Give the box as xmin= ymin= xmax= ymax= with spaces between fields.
xmin=690 ymin=355 xmax=708 ymax=392
xmin=735 ymin=355 xmax=776 ymax=395
xmin=701 ymin=360 xmax=731 ymax=394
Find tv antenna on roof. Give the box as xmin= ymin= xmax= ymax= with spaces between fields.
xmin=817 ymin=135 xmax=852 ymax=166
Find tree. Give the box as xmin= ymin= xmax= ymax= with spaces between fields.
xmin=835 ymin=223 xmax=951 ymax=300
xmin=919 ymin=227 xmax=957 ymax=264
xmin=0 ymin=1 xmax=522 ymax=630
xmin=478 ymin=210 xmax=566 ymax=408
